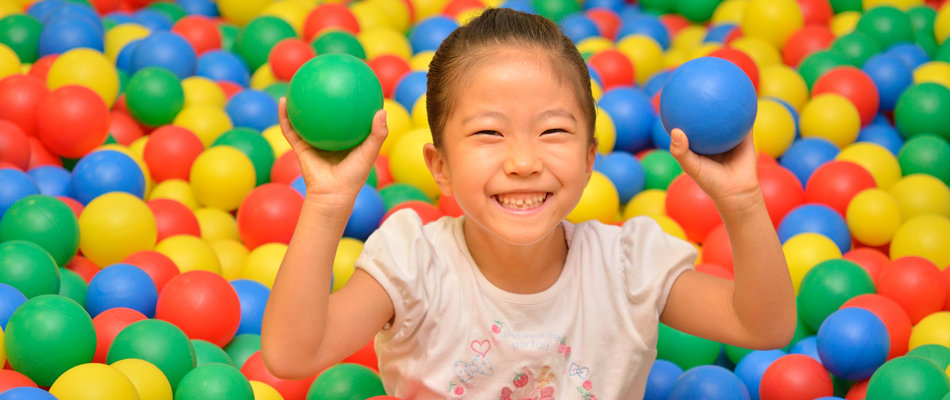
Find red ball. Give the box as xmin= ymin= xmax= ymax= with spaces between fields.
xmin=27 ymin=54 xmax=57 ymax=82
xmin=944 ymin=267 xmax=950 ymax=311
xmin=709 ymin=48 xmax=760 ymax=91
xmin=812 ymin=66 xmax=880 ymax=126
xmin=155 ymin=270 xmax=241 ymax=346
xmin=659 ymin=14 xmax=689 ymax=37
xmin=236 ymin=183 xmax=304 ymax=250
xmin=759 ymin=354 xmax=834 ymax=400
xmin=585 ymin=8 xmax=621 ymax=40
xmin=695 ymin=262 xmax=734 ymax=280
xmin=0 ymin=121 xmax=30 ymax=170
xmin=147 ymin=199 xmax=202 ymax=242
xmin=37 ymin=85 xmax=110 ymax=159
xmin=217 ymin=80 xmax=243 ymax=99
xmin=438 ymin=194 xmax=463 ymax=218
xmin=374 ymin=154 xmax=393 ymax=188
xmin=759 ymin=165 xmax=805 ymax=228
xmin=88 ymin=0 xmax=120 ymax=14
xmin=123 ymin=250 xmax=181 ymax=293
xmin=665 ymin=174 xmax=722 ymax=243
xmin=240 ymin=351 xmax=316 ymax=400
xmin=368 ymin=55 xmax=411 ymax=99
xmin=701 ymin=224 xmax=733 ymax=272
xmin=65 ymin=256 xmax=100 ymax=284
xmin=841 ymin=294 xmax=912 ymax=360
xmin=845 ymin=379 xmax=869 ymax=400
xmin=0 ymin=369 xmax=37 ymax=392
xmin=271 ymin=151 xmax=302 ymax=185
xmin=588 ymin=49 xmax=635 ymax=89
xmin=804 ymin=160 xmax=876 ymax=217
xmin=843 ymin=248 xmax=889 ymax=282
xmin=92 ymin=307 xmax=148 ymax=363
xmin=651 ymin=90 xmax=661 ymax=114
xmin=269 ymin=39 xmax=316 ymax=82
xmin=876 ymin=256 xmax=948 ymax=324
xmin=796 ymin=0 xmax=834 ymax=26
xmin=57 ymin=196 xmax=84 ymax=220
xmin=442 ymin=0 xmax=484 ymax=18
xmin=758 ymin=152 xmax=779 ymax=166
xmin=783 ymin=25 xmax=835 ymax=67
xmin=172 ymin=16 xmax=221 ymax=56
xmin=381 ymin=201 xmax=445 ymax=225
xmin=0 ymin=74 xmax=48 ymax=137
xmin=26 ymin=136 xmax=61 ymax=169
xmin=344 ymin=339 xmax=379 ymax=372
xmin=303 ymin=3 xmax=359 ymax=41
xmin=108 ymin=111 xmax=145 ymax=146
xmin=143 ymin=125 xmax=205 ymax=183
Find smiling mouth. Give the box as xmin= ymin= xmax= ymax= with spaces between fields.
xmin=492 ymin=192 xmax=551 ymax=210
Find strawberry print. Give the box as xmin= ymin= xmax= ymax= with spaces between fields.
xmin=583 ymin=380 xmax=593 ymax=390
xmin=455 ymin=386 xmax=464 ymax=395
xmin=492 ymin=319 xmax=504 ymax=334
xmin=512 ymin=372 xmax=528 ymax=388
xmin=558 ymin=337 xmax=567 ymax=353
xmin=501 ymin=387 xmax=513 ymax=400
xmin=564 ymin=346 xmax=571 ymax=359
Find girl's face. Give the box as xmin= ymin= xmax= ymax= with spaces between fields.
xmin=424 ymin=47 xmax=596 ymax=246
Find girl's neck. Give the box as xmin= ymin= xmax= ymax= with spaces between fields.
xmin=462 ymin=218 xmax=569 ymax=295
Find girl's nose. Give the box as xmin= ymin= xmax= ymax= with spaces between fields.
xmin=503 ymin=141 xmax=542 ymax=177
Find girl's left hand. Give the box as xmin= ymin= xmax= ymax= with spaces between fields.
xmin=667 ymin=128 xmax=761 ymax=214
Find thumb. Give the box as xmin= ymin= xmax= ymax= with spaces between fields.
xmin=668 ymin=129 xmax=702 ymax=174
xmin=355 ymin=109 xmax=389 ymax=165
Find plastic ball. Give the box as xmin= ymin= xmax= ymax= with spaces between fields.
xmin=877 ymin=256 xmax=947 ymax=324
xmin=812 ymin=67 xmax=880 ymax=127
xmin=657 ymin=323 xmax=721 ymax=370
xmin=303 ymin=4 xmax=359 ymax=41
xmin=148 ymin=198 xmax=201 ymax=242
xmin=69 ymin=150 xmax=145 ymax=205
xmin=0 ymin=387 xmax=57 ymax=399
xmin=47 ymin=48 xmax=119 ymax=109
xmin=565 ymin=171 xmax=619 ymax=224
xmin=36 ymin=85 xmax=109 ymax=159
xmin=78 ymin=191 xmax=157 ymax=267
xmin=181 ymin=76 xmax=226 ymax=109
xmin=142 ymin=126 xmax=204 ymax=183
xmin=842 ymin=294 xmax=911 ymax=362
xmin=5 ymin=295 xmax=96 ymax=386
xmin=0 ymin=121 xmax=30 ymax=172
xmin=154 ymin=234 xmax=221 ymax=274
xmin=741 ymin=0 xmax=803 ymax=48
xmin=265 ymin=39 xmax=313 ymax=82
xmin=0 ymin=240 xmax=59 ymax=301
xmin=238 ymin=16 xmax=297 ymax=72
xmin=241 ymin=351 xmax=315 ymax=400
xmin=0 ymin=195 xmax=78 ymax=267
xmin=189 ymin=146 xmax=255 ymax=211
xmin=594 ymin=151 xmax=645 ymax=205
xmin=329 ymin=238 xmax=363 ymax=292
xmin=224 ymin=334 xmax=261 ymax=370
xmin=890 ymin=215 xmax=950 ymax=268
xmin=864 ymin=355 xmax=950 ymax=400
xmin=306 ymin=364 xmax=385 ymax=400
xmin=837 ymin=142 xmax=902 ymax=190
xmin=368 ymin=55 xmax=411 ymax=100
xmin=895 ymin=83 xmax=950 ymax=141
xmin=800 ymin=94 xmax=861 ymax=148
xmin=0 ymin=168 xmax=40 ymax=218
xmin=817 ymin=307 xmax=889 ymax=381
xmin=131 ymin=32 xmax=196 ymax=80
xmin=343 ymin=184 xmax=386 ymax=242
xmin=194 ymin=207 xmax=239 ymax=243
xmin=86 ymin=263 xmax=158 ymax=318
xmin=856 ymin=6 xmax=914 ymax=50
xmin=389 ymin=127 xmax=439 ymax=198
xmin=857 ymin=124 xmax=904 ymax=156
xmin=862 ymin=54 xmax=913 ymax=111
xmin=757 ymin=165 xmax=806 ymax=228
xmin=58 ymin=267 xmax=87 ymax=308
xmin=225 ymin=90 xmax=278 ymax=133
xmin=0 ymin=369 xmax=39 ymax=393
xmin=783 ymin=233 xmax=843 ymax=294
xmin=778 ymin=204 xmax=851 ymax=254
xmin=734 ymin=350 xmax=786 ymax=400
xmin=615 ymin=36 xmax=663 ymax=86
xmin=830 ymin=31 xmax=882 ymax=69
xmin=37 ymin=17 xmax=103 ymax=58
xmin=230 ymin=279 xmax=268 ymax=336
xmin=239 ymin=243 xmax=286 ymax=289
xmin=751 ymin=98 xmax=796 ymax=158
xmin=378 ymin=183 xmax=432 ymax=210
xmin=192 ymin=339 xmax=234 ymax=367
xmin=799 ymin=259 xmax=876 ymax=334
xmin=213 ymin=128 xmax=276 ymax=186
xmin=890 ymin=174 xmax=950 ymax=220
xmin=909 ymin=311 xmax=950 ymax=350
xmin=92 ymin=307 xmax=149 ymax=365
xmin=392 ymin=70 xmax=427 ymax=112
xmin=196 ymin=51 xmax=250 ymax=88
xmin=110 ymin=358 xmax=174 ymax=400
xmin=235 ymin=183 xmax=302 ymax=250
xmin=759 ymin=354 xmax=833 ymax=400
xmin=250 ymin=381 xmax=285 ymax=400
xmin=898 ymin=134 xmax=950 ymax=185
xmin=173 ymin=105 xmax=234 ymax=148
xmin=0 ymin=282 xmax=25 ymax=330
xmin=175 ymin=362 xmax=253 ymax=400
xmin=665 ymin=174 xmax=721 ymax=242
xmin=589 ymin=49 xmax=635 ymax=89
xmin=804 ymin=160 xmax=877 ymax=217
xmin=148 ymin=179 xmax=200 ymax=210
xmin=644 ymin=359 xmax=684 ymax=400
xmin=48 ymin=363 xmax=139 ymax=400
xmin=210 ymin=240 xmax=248 ymax=280
xmin=784 ymin=26 xmax=836 ymax=68
xmin=172 ymin=16 xmax=220 ymax=57
xmin=913 ymin=61 xmax=950 ymax=90
xmin=667 ymin=365 xmax=750 ymax=400
xmin=312 ymin=30 xmax=366 ymax=61
xmin=125 ymin=67 xmax=184 ymax=127
xmin=107 ymin=319 xmax=196 ymax=391
xmin=599 ymin=87 xmax=655 ymax=154
xmin=155 ymin=270 xmax=240 ymax=348
xmin=846 ymin=189 xmax=902 ymax=246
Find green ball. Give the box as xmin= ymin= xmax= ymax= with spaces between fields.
xmin=831 ymin=31 xmax=882 ymax=67
xmin=0 ymin=14 xmax=43 ymax=64
xmin=367 ymin=165 xmax=378 ymax=188
xmin=306 ymin=363 xmax=386 ymax=400
xmin=530 ymin=0 xmax=580 ymax=24
xmin=312 ymin=30 xmax=366 ymax=60
xmin=797 ymin=259 xmax=876 ymax=332
xmin=856 ymin=6 xmax=915 ymax=50
xmin=895 ymin=83 xmax=950 ymax=141
xmin=118 ymin=69 xmax=128 ymax=94
xmin=0 ymin=195 xmax=79 ymax=267
xmin=639 ymin=0 xmax=676 ymax=14
xmin=148 ymin=1 xmax=186 ymax=23
xmin=224 ymin=334 xmax=261 ymax=370
xmin=125 ymin=67 xmax=185 ymax=127
xmin=641 ymin=150 xmax=682 ymax=191
xmin=908 ymin=6 xmax=937 ymax=37
xmin=799 ymin=50 xmax=851 ymax=89
xmin=917 ymin=30 xmax=939 ymax=58
xmin=834 ymin=375 xmax=857 ymax=397
xmin=219 ymin=23 xmax=239 ymax=53
xmin=657 ymin=323 xmax=720 ymax=370
xmin=263 ymin=82 xmax=288 ymax=102
xmin=175 ymin=363 xmax=254 ymax=400
xmin=379 ymin=183 xmax=432 ymax=210
xmin=0 ymin=240 xmax=59 ymax=299
xmin=674 ymin=0 xmax=722 ymax=23
xmin=193 ymin=339 xmax=235 ymax=367
xmin=212 ymin=128 xmax=275 ymax=186
xmin=784 ymin=314 xmax=816 ymax=353
xmin=58 ymin=268 xmax=86 ymax=307
xmin=107 ymin=319 xmax=197 ymax=391
xmin=898 ymin=134 xmax=950 ymax=185
xmin=830 ymin=0 xmax=862 ymax=13
xmin=724 ymin=344 xmax=753 ymax=365
xmin=937 ymin=39 xmax=950 ymax=64
xmin=287 ymin=54 xmax=383 ymax=152
xmin=237 ymin=16 xmax=296 ymax=71
xmin=866 ymin=356 xmax=950 ymax=400
xmin=5 ymin=295 xmax=96 ymax=386
xmin=907 ymin=345 xmax=950 ymax=371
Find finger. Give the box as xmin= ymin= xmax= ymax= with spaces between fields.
xmin=668 ymin=129 xmax=703 ymax=174
xmin=278 ymin=98 xmax=305 ymax=147
xmin=354 ymin=109 xmax=389 ymax=166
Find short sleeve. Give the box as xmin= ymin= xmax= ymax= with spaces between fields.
xmin=618 ymin=216 xmax=697 ymax=318
xmin=354 ymin=209 xmax=433 ymax=342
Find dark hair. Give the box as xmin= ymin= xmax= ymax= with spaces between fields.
xmin=426 ymin=8 xmax=597 ymax=149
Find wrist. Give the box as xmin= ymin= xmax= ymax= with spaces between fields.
xmin=713 ymin=184 xmax=765 ymax=219
xmin=302 ymin=193 xmax=356 ymax=226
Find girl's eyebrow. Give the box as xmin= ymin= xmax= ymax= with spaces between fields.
xmin=461 ymin=111 xmax=508 ymax=124
xmin=537 ymin=109 xmax=576 ymax=122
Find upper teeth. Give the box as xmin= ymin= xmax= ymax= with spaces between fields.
xmin=497 ymin=194 xmax=546 ymax=207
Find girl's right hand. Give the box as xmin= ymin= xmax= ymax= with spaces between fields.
xmin=278 ymin=97 xmax=388 ymax=210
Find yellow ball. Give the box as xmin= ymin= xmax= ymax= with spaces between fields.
xmin=837 ymin=142 xmax=902 ymax=190
xmin=0 ymin=43 xmax=19 ymax=80
xmin=616 ymin=35 xmax=664 ymax=84
xmin=181 ymin=76 xmax=227 ymax=109
xmin=783 ymin=232 xmax=843 ymax=294
xmin=240 ymin=243 xmax=288 ymax=288
xmin=194 ymin=207 xmax=241 ymax=243
xmin=49 ymin=363 xmax=139 ymax=400
xmin=155 ymin=234 xmax=222 ymax=274
xmin=148 ymin=179 xmax=201 ymax=210
xmin=358 ymin=27 xmax=412 ymax=60
xmin=190 ymin=147 xmax=256 ymax=211
xmin=663 ymin=48 xmax=690 ymax=69
xmin=647 ymin=214 xmax=687 ymax=241
xmin=914 ymin=61 xmax=950 ymax=90
xmin=80 ymin=193 xmax=157 ymax=267
xmin=456 ymin=7 xmax=485 ymax=25
xmin=832 ymin=11 xmax=862 ymax=37
xmin=758 ymin=64 xmax=809 ymax=110
xmin=129 ymin=136 xmax=149 ymax=161
xmin=712 ymin=0 xmax=750 ymax=25
xmin=0 ymin=328 xmax=5 ymax=367
xmin=409 ymin=50 xmax=435 ymax=71
xmin=729 ymin=37 xmax=782 ymax=69
xmin=800 ymin=94 xmax=861 ymax=148
xmin=623 ymin=189 xmax=666 ymax=220
xmin=576 ymin=37 xmax=614 ymax=55
xmin=742 ymin=0 xmax=803 ymax=49
xmin=752 ymin=98 xmax=796 ymax=158
xmin=938 ymin=2 xmax=950 ymax=44
xmin=890 ymin=174 xmax=950 ymax=220
xmin=389 ymin=127 xmax=440 ymax=199
xmin=673 ymin=25 xmax=707 ymax=52
xmin=909 ymin=312 xmax=950 ymax=350
xmin=250 ymin=63 xmax=278 ymax=90
xmin=846 ymin=188 xmax=902 ymax=246
xmin=174 ymin=105 xmax=234 ymax=147
xmin=111 ymin=359 xmax=173 ymax=400
xmin=411 ymin=95 xmax=428 ymax=128
xmin=332 ymin=238 xmax=364 ymax=292
xmin=890 ymin=215 xmax=950 ymax=268
xmin=591 ymin=79 xmax=603 ymax=101
xmin=350 ymin=1 xmax=392 ymax=31
xmin=105 ymin=23 xmax=150 ymax=62
xmin=250 ymin=381 xmax=285 ymax=400
xmin=218 ymin=0 xmax=273 ymax=26
xmin=410 ymin=0 xmax=449 ymax=21
xmin=260 ymin=1 xmax=309 ymax=35
xmin=595 ymin=107 xmax=616 ymax=154
xmin=47 ymin=48 xmax=120 ymax=108
xmin=863 ymin=0 xmax=923 ymax=10
xmin=262 ymin=125 xmax=291 ymax=157
xmin=567 ymin=171 xmax=620 ymax=224
xmin=365 ymin=0 xmax=411 ymax=33
xmin=688 ymin=43 xmax=722 ymax=60
xmin=0 ymin=0 xmax=20 ymax=19
xmin=211 ymin=239 xmax=250 ymax=280
xmin=380 ymin=99 xmax=412 ymax=156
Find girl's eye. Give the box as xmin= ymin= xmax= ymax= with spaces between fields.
xmin=475 ymin=130 xmax=501 ymax=136
xmin=542 ymin=128 xmax=567 ymax=135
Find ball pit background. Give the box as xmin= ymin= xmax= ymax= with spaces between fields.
xmin=1 ymin=0 xmax=950 ymax=398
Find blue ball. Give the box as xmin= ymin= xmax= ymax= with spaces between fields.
xmin=862 ymin=54 xmax=913 ymax=111
xmin=703 ymin=24 xmax=737 ymax=43
xmin=651 ymin=118 xmax=671 ymax=150
xmin=26 ymin=0 xmax=64 ymax=22
xmin=777 ymin=204 xmax=851 ymax=254
xmin=598 ymin=87 xmax=655 ymax=154
xmin=115 ymin=39 xmax=142 ymax=73
xmin=409 ymin=16 xmax=459 ymax=54
xmin=133 ymin=9 xmax=173 ymax=31
xmin=594 ymin=151 xmax=645 ymax=204
xmin=642 ymin=70 xmax=671 ymax=97
xmin=617 ymin=15 xmax=669 ymax=49
xmin=85 ymin=263 xmax=158 ymax=318
xmin=660 ymin=57 xmax=758 ymax=155
xmin=225 ymin=90 xmax=278 ymax=132
xmin=178 ymin=0 xmax=220 ymax=17
xmin=870 ymin=113 xmax=890 ymax=126
xmin=0 ymin=169 xmax=40 ymax=220
xmin=734 ymin=350 xmax=785 ymax=400
xmin=620 ymin=4 xmax=642 ymax=21
xmin=45 ymin=3 xmax=103 ymax=35
xmin=857 ymin=124 xmax=903 ymax=155
xmin=645 ymin=359 xmax=684 ymax=400
xmin=561 ymin=13 xmax=601 ymax=43
xmin=344 ymin=184 xmax=386 ymax=242
xmin=885 ymin=43 xmax=929 ymax=70
xmin=501 ymin=0 xmax=536 ymax=14
xmin=0 ymin=387 xmax=59 ymax=400
xmin=0 ymin=283 xmax=27 ymax=330
xmin=668 ymin=365 xmax=751 ymax=400
xmin=789 ymin=335 xmax=821 ymax=364
xmin=290 ymin=175 xmax=306 ymax=196
xmin=103 ymin=11 xmax=137 ymax=26
xmin=69 ymin=150 xmax=146 ymax=205
xmin=231 ymin=279 xmax=270 ymax=336
xmin=779 ymin=138 xmax=840 ymax=186
xmin=27 ymin=166 xmax=71 ymax=197
xmin=585 ymin=0 xmax=623 ymax=13
xmin=131 ymin=31 xmax=197 ymax=79
xmin=38 ymin=16 xmax=104 ymax=57
xmin=393 ymin=71 xmax=428 ymax=112
xmin=817 ymin=308 xmax=889 ymax=381
xmin=197 ymin=50 xmax=251 ymax=87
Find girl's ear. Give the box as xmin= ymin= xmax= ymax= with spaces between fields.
xmin=586 ymin=137 xmax=598 ymax=176
xmin=424 ymin=143 xmax=454 ymax=197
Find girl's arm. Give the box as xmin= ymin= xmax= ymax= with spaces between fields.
xmin=659 ymin=129 xmax=797 ymax=350
xmin=260 ymin=99 xmax=395 ymax=380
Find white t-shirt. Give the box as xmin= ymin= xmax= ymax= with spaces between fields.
xmin=355 ymin=209 xmax=696 ymax=400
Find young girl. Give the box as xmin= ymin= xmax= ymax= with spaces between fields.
xmin=262 ymin=8 xmax=796 ymax=399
